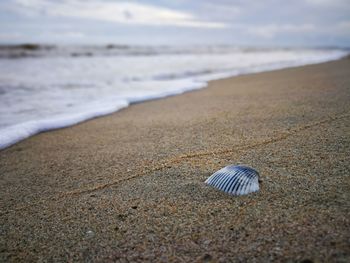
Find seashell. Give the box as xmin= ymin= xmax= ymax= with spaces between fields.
xmin=205 ymin=165 xmax=260 ymax=196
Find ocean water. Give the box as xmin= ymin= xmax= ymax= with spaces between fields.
xmin=0 ymin=45 xmax=348 ymax=149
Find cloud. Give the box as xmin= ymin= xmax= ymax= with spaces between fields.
xmin=246 ymin=24 xmax=315 ymax=38
xmin=13 ymin=0 xmax=227 ymax=28
xmin=0 ymin=32 xmax=22 ymax=40
xmin=305 ymin=0 xmax=350 ymax=8
xmin=334 ymin=21 xmax=350 ymax=36
xmin=1 ymin=0 xmax=349 ymax=46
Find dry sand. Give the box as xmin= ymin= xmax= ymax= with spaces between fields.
xmin=0 ymin=58 xmax=349 ymax=262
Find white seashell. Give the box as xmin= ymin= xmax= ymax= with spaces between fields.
xmin=205 ymin=165 xmax=260 ymax=196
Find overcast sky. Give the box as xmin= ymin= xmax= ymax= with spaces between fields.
xmin=0 ymin=0 xmax=349 ymax=47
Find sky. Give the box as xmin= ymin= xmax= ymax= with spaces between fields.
xmin=0 ymin=0 xmax=349 ymax=47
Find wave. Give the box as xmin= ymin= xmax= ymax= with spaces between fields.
xmin=0 ymin=79 xmax=207 ymax=150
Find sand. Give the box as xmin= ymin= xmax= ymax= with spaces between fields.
xmin=0 ymin=58 xmax=349 ymax=262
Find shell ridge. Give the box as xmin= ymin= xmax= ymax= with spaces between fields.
xmin=206 ymin=172 xmax=221 ymax=185
xmin=242 ymin=175 xmax=253 ymax=195
xmin=242 ymin=168 xmax=259 ymax=194
xmin=216 ymin=172 xmax=233 ymax=190
xmin=207 ymin=169 xmax=226 ymax=185
xmin=237 ymin=172 xmax=251 ymax=195
xmin=212 ymin=168 xmax=231 ymax=186
xmin=235 ymin=169 xmax=252 ymax=195
xmin=212 ymin=172 xmax=228 ymax=188
xmin=231 ymin=171 xmax=246 ymax=195
xmin=222 ymin=171 xmax=238 ymax=193
xmin=226 ymin=169 xmax=245 ymax=194
xmin=222 ymin=172 xmax=237 ymax=193
xmin=241 ymin=170 xmax=255 ymax=194
xmin=227 ymin=169 xmax=247 ymax=194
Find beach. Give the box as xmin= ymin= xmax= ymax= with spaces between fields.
xmin=0 ymin=57 xmax=349 ymax=261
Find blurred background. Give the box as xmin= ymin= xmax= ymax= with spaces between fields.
xmin=0 ymin=0 xmax=349 ymax=149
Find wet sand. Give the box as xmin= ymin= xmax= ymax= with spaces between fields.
xmin=1 ymin=58 xmax=349 ymax=262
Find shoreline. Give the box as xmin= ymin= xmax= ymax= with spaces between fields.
xmin=1 ymin=57 xmax=349 ymax=262
xmin=0 ymin=53 xmax=348 ymax=151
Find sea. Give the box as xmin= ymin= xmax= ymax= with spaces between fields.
xmin=0 ymin=44 xmax=348 ymax=149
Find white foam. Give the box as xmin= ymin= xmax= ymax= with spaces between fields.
xmin=0 ymin=47 xmax=348 ymax=150
xmin=0 ymin=99 xmax=129 ymax=149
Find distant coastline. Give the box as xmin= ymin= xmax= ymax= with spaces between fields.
xmin=0 ymin=43 xmax=349 ymax=59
